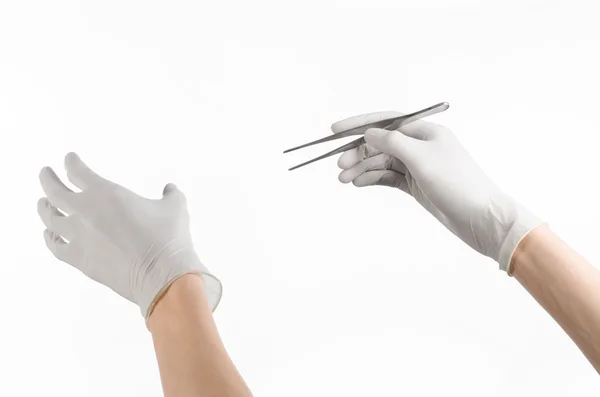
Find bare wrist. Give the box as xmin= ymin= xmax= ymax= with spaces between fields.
xmin=508 ymin=223 xmax=549 ymax=276
xmin=147 ymin=273 xmax=208 ymax=329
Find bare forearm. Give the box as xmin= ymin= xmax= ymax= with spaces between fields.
xmin=511 ymin=224 xmax=600 ymax=372
xmin=147 ymin=274 xmax=253 ymax=397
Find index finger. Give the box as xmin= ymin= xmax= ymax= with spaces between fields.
xmin=330 ymin=111 xmax=404 ymax=135
xmin=332 ymin=110 xmax=444 ymax=141
xmin=65 ymin=152 xmax=109 ymax=190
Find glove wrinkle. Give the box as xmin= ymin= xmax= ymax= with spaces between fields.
xmin=37 ymin=153 xmax=222 ymax=321
xmin=334 ymin=113 xmax=542 ymax=272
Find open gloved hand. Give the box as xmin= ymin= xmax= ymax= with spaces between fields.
xmin=37 ymin=153 xmax=222 ymax=320
xmin=333 ymin=111 xmax=544 ymax=273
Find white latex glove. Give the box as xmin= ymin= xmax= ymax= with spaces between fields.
xmin=37 ymin=152 xmax=222 ymax=320
xmin=333 ymin=111 xmax=544 ymax=273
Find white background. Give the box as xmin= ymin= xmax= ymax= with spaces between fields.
xmin=0 ymin=0 xmax=599 ymax=395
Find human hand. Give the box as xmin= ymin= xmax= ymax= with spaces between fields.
xmin=37 ymin=153 xmax=222 ymax=319
xmin=333 ymin=111 xmax=543 ymax=272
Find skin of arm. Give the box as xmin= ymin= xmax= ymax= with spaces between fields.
xmin=147 ymin=274 xmax=253 ymax=397
xmin=332 ymin=112 xmax=600 ymax=372
xmin=511 ymin=224 xmax=600 ymax=373
xmin=38 ymin=153 xmax=246 ymax=395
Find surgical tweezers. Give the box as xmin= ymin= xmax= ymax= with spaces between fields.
xmin=284 ymin=102 xmax=450 ymax=171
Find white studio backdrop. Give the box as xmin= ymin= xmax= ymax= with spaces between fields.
xmin=0 ymin=0 xmax=599 ymax=395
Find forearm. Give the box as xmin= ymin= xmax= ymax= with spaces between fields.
xmin=511 ymin=224 xmax=600 ymax=372
xmin=147 ymin=274 xmax=253 ymax=397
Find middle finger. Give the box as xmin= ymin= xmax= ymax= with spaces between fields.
xmin=338 ymin=153 xmax=406 ymax=183
xmin=337 ymin=144 xmax=382 ymax=170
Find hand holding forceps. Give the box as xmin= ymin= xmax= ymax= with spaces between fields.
xmin=283 ymin=102 xmax=450 ymax=171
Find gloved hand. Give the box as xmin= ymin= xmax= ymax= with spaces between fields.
xmin=333 ymin=111 xmax=544 ymax=273
xmin=37 ymin=152 xmax=222 ymax=320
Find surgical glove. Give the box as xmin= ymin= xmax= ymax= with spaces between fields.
xmin=334 ymin=112 xmax=543 ymax=273
xmin=37 ymin=152 xmax=222 ymax=320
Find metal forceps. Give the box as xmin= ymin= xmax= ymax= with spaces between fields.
xmin=283 ymin=102 xmax=450 ymax=171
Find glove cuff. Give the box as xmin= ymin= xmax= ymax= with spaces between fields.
xmin=139 ymin=252 xmax=223 ymax=322
xmin=497 ymin=203 xmax=545 ymax=274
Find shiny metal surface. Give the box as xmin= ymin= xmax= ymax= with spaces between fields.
xmin=285 ymin=102 xmax=449 ymax=171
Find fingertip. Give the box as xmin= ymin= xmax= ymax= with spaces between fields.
xmin=43 ymin=229 xmax=61 ymax=257
xmin=330 ymin=121 xmax=344 ymax=134
xmin=39 ymin=166 xmax=52 ymax=180
xmin=65 ymin=151 xmax=79 ymax=161
xmin=43 ymin=228 xmax=56 ymax=245
xmin=39 ymin=165 xmax=71 ymax=190
xmin=37 ymin=197 xmax=48 ymax=212
xmin=352 ymin=170 xmax=384 ymax=187
xmin=351 ymin=179 xmax=362 ymax=187
xmin=39 ymin=166 xmax=60 ymax=189
xmin=351 ymin=177 xmax=371 ymax=188
xmin=162 ymin=182 xmax=186 ymax=203
xmin=337 ymin=154 xmax=347 ymax=169
xmin=43 ymin=228 xmax=68 ymax=249
xmin=162 ymin=183 xmax=178 ymax=196
xmin=331 ymin=111 xmax=404 ymax=134
xmin=338 ymin=170 xmax=352 ymax=184
xmin=337 ymin=149 xmax=358 ymax=169
xmin=64 ymin=152 xmax=81 ymax=168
